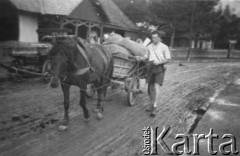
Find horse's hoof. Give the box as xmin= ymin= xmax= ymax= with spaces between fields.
xmin=94 ymin=108 xmax=100 ymax=113
xmin=58 ymin=125 xmax=68 ymax=131
xmin=97 ymin=112 xmax=103 ymax=120
xmin=84 ymin=117 xmax=91 ymax=123
xmin=61 ymin=119 xmax=69 ymax=126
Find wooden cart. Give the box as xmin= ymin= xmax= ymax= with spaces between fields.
xmin=112 ymin=54 xmax=144 ymax=106
xmin=103 ymin=43 xmax=146 ymax=106
xmin=0 ymin=41 xmax=52 ymax=82
xmin=87 ymin=44 xmax=145 ymax=105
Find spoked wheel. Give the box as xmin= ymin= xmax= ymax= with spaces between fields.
xmin=11 ymin=60 xmax=22 ymax=69
xmin=127 ymin=76 xmax=140 ymax=106
xmin=42 ymin=60 xmax=51 ymax=83
xmin=10 ymin=60 xmax=23 ymax=81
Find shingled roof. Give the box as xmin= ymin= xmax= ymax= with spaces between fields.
xmin=9 ymin=0 xmax=83 ymax=15
xmin=69 ymin=0 xmax=139 ymax=31
xmin=8 ymin=0 xmax=138 ymax=31
xmin=98 ymin=0 xmax=138 ymax=31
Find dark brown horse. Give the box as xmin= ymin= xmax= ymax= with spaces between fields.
xmin=49 ymin=37 xmax=113 ymax=127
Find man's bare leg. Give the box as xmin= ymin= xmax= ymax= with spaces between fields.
xmin=148 ymin=83 xmax=154 ymax=103
xmin=153 ymin=83 xmax=160 ymax=107
xmin=147 ymin=83 xmax=154 ymax=110
xmin=150 ymin=83 xmax=160 ymax=116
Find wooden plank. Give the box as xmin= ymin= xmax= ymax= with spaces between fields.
xmin=100 ymin=25 xmax=103 ymax=43
xmin=0 ymin=62 xmax=45 ymax=76
xmin=113 ymin=55 xmax=133 ymax=61
xmin=118 ymin=60 xmax=123 ymax=76
xmin=87 ymin=22 xmax=91 ymax=40
xmin=112 ymin=74 xmax=129 ymax=78
xmin=62 ymin=19 xmax=77 ymax=26
xmin=111 ymin=80 xmax=125 ymax=85
xmin=77 ymin=20 xmax=88 ymax=27
xmin=114 ymin=65 xmax=131 ymax=69
xmin=75 ymin=24 xmax=78 ymax=36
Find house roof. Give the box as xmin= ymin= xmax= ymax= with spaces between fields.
xmin=69 ymin=0 xmax=138 ymax=31
xmin=69 ymin=0 xmax=108 ymax=24
xmin=9 ymin=0 xmax=138 ymax=31
xmin=9 ymin=0 xmax=83 ymax=15
xmin=98 ymin=0 xmax=138 ymax=31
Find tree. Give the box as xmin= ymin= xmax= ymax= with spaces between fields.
xmin=114 ymin=0 xmax=239 ymax=57
xmin=147 ymin=0 xmax=223 ymax=60
xmin=148 ymin=0 xmax=192 ymax=49
xmin=113 ymin=0 xmax=151 ymax=23
xmin=214 ymin=0 xmax=240 ymax=51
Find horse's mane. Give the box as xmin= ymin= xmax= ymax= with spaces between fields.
xmin=49 ymin=36 xmax=88 ymax=57
xmin=49 ymin=43 xmax=74 ymax=59
xmin=49 ymin=36 xmax=89 ymax=69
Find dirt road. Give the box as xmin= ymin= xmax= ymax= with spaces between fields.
xmin=0 ymin=62 xmax=239 ymax=156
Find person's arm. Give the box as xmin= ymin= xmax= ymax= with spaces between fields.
xmin=159 ymin=59 xmax=170 ymax=65
xmin=134 ymin=51 xmax=149 ymax=62
xmin=159 ymin=46 xmax=171 ymax=65
xmin=135 ymin=54 xmax=148 ymax=62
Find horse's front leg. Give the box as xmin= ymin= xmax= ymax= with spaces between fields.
xmin=95 ymin=87 xmax=107 ymax=120
xmin=80 ymin=91 xmax=90 ymax=122
xmin=61 ymin=83 xmax=70 ymax=125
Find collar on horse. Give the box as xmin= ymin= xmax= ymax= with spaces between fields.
xmin=61 ymin=43 xmax=92 ymax=83
xmin=74 ymin=43 xmax=94 ymax=75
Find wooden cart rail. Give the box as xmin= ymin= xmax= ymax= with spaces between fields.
xmin=0 ymin=62 xmax=47 ymax=76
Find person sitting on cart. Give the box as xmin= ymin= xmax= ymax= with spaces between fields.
xmin=134 ymin=31 xmax=171 ymax=117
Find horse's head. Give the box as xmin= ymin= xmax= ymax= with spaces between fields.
xmin=49 ymin=44 xmax=69 ymax=88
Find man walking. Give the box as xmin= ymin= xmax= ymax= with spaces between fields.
xmin=135 ymin=31 xmax=171 ymax=117
xmin=147 ymin=31 xmax=171 ymax=116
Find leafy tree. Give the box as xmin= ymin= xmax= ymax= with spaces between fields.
xmin=148 ymin=0 xmax=192 ymax=49
xmin=114 ymin=0 xmax=240 ymax=59
xmin=115 ymin=0 xmax=192 ymax=48
xmin=114 ymin=0 xmax=151 ymax=23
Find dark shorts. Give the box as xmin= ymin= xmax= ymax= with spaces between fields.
xmin=147 ymin=64 xmax=166 ymax=86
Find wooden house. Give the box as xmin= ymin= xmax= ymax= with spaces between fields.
xmin=0 ymin=0 xmax=139 ymax=43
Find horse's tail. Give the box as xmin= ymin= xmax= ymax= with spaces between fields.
xmin=103 ymin=55 xmax=113 ymax=83
xmin=99 ymin=53 xmax=113 ymax=97
xmin=101 ymin=45 xmax=114 ymax=81
xmin=108 ymin=57 xmax=114 ymax=80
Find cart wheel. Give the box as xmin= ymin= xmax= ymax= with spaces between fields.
xmin=86 ymin=84 xmax=95 ymax=98
xmin=127 ymin=76 xmax=140 ymax=106
xmin=10 ymin=60 xmax=23 ymax=81
xmin=42 ymin=60 xmax=51 ymax=83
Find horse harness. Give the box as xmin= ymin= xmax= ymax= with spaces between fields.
xmin=62 ymin=43 xmax=111 ymax=83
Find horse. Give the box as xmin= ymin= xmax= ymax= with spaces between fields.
xmin=48 ymin=37 xmax=113 ymax=127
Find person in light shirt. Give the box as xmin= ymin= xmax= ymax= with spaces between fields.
xmin=135 ymin=31 xmax=171 ymax=117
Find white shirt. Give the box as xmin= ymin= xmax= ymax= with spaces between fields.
xmin=147 ymin=42 xmax=171 ymax=65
